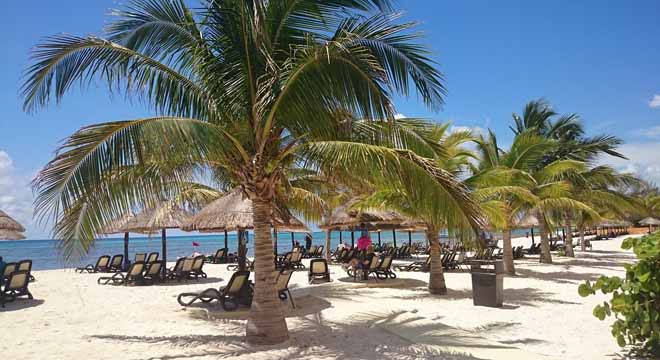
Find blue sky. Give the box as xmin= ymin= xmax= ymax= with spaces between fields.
xmin=1 ymin=0 xmax=659 ymax=238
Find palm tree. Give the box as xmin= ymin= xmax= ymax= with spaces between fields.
xmin=510 ymin=99 xmax=624 ymax=257
xmin=469 ymin=130 xmax=553 ymax=274
xmin=357 ymin=122 xmax=482 ymax=294
xmin=23 ymin=0 xmax=465 ymax=345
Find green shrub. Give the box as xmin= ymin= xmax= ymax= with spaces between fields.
xmin=578 ymin=233 xmax=660 ymax=357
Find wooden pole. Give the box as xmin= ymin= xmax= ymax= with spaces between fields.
xmin=291 ymin=232 xmax=295 ymax=249
xmin=273 ymin=228 xmax=278 ymax=255
xmin=531 ymin=228 xmax=535 ymax=245
xmin=224 ymin=229 xmax=228 ymax=251
xmin=351 ymin=231 xmax=355 ymax=248
xmin=378 ymin=231 xmax=381 ymax=246
xmin=161 ymin=228 xmax=167 ymax=277
xmin=339 ymin=231 xmax=343 ymax=244
xmin=392 ymin=229 xmax=397 ymax=248
xmin=123 ymin=232 xmax=130 ymax=270
xmin=408 ymin=231 xmax=412 ymax=246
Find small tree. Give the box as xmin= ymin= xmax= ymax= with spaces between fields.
xmin=578 ymin=233 xmax=660 ymax=357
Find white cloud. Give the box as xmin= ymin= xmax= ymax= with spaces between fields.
xmin=394 ymin=113 xmax=406 ymax=119
xmin=631 ymin=125 xmax=660 ymax=139
xmin=601 ymin=142 xmax=660 ymax=185
xmin=450 ymin=125 xmax=485 ymax=136
xmin=649 ymin=94 xmax=660 ymax=108
xmin=0 ymin=151 xmax=42 ymax=239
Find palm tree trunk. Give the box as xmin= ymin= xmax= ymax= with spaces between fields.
xmin=564 ymin=215 xmax=575 ymax=257
xmin=246 ymin=198 xmax=289 ymax=345
xmin=579 ymin=223 xmax=586 ymax=252
xmin=427 ymin=225 xmax=446 ymax=295
xmin=538 ymin=211 xmax=553 ymax=264
xmin=502 ymin=228 xmax=515 ymax=275
xmin=324 ymin=230 xmax=331 ymax=262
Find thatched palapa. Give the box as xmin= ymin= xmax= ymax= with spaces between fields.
xmin=0 ymin=210 xmax=26 ymax=240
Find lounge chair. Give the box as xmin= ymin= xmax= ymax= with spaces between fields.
xmin=374 ymin=255 xmax=396 ymax=279
xmin=169 ymin=257 xmax=194 ymax=281
xmin=134 ymin=253 xmax=147 ymax=263
xmin=16 ymin=259 xmax=35 ymax=282
xmin=308 ymin=259 xmax=330 ymax=284
xmin=2 ymin=262 xmax=17 ymax=282
xmin=167 ymin=258 xmax=186 ymax=277
xmin=146 ymin=252 xmax=159 ymax=263
xmin=207 ymin=248 xmax=228 ymax=264
xmin=177 ymin=270 xmax=252 ymax=311
xmin=276 ymin=252 xmax=294 ymax=269
xmin=304 ymin=245 xmax=317 ymax=258
xmin=97 ymin=262 xmax=147 ymax=286
xmin=76 ymin=255 xmax=111 ymax=273
xmin=190 ymin=255 xmax=207 ymax=279
xmin=143 ymin=261 xmax=163 ymax=284
xmin=315 ymin=245 xmax=325 ymax=257
xmin=108 ymin=254 xmax=124 ymax=272
xmin=395 ymin=255 xmax=431 ymax=272
xmin=226 ymin=258 xmax=253 ymax=272
xmin=276 ymin=269 xmax=295 ymax=308
xmin=1 ymin=270 xmax=33 ymax=308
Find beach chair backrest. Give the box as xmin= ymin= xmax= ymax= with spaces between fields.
xmin=292 ymin=251 xmax=302 ymax=262
xmin=3 ymin=262 xmax=17 ymax=277
xmin=192 ymin=256 xmax=205 ymax=271
xmin=110 ymin=255 xmax=124 ymax=268
xmin=426 ymin=256 xmax=432 ymax=266
xmin=17 ymin=259 xmax=32 ymax=272
xmin=146 ymin=252 xmax=159 ymax=263
xmin=135 ymin=253 xmax=147 ymax=262
xmin=283 ymin=252 xmax=293 ymax=263
xmin=215 ymin=248 xmax=226 ymax=258
xmin=172 ymin=257 xmax=185 ymax=272
xmin=310 ymin=259 xmax=328 ymax=274
xmin=146 ymin=261 xmax=162 ymax=276
xmin=308 ymin=245 xmax=317 ymax=254
xmin=227 ymin=271 xmax=250 ymax=294
xmin=128 ymin=262 xmax=146 ymax=277
xmin=276 ymin=270 xmax=294 ymax=292
xmin=316 ymin=245 xmax=324 ymax=256
xmin=97 ymin=255 xmax=111 ymax=268
xmin=369 ymin=256 xmax=380 ymax=270
xmin=379 ymin=255 xmax=393 ymax=270
xmin=293 ymin=247 xmax=300 ymax=253
xmin=6 ymin=270 xmax=29 ymax=291
xmin=182 ymin=258 xmax=195 ymax=272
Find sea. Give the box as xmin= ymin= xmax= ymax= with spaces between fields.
xmin=0 ymin=229 xmax=535 ymax=270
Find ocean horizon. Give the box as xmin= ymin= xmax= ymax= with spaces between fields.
xmin=0 ymin=229 xmax=536 ymax=270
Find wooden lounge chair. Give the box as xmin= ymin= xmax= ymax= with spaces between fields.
xmin=169 ymin=257 xmax=194 ymax=281
xmin=308 ymin=259 xmax=330 ymax=284
xmin=97 ymin=262 xmax=147 ymax=286
xmin=207 ymin=248 xmax=228 ymax=264
xmin=1 ymin=270 xmax=33 ymax=308
xmin=108 ymin=254 xmax=124 ymax=272
xmin=146 ymin=252 xmax=159 ymax=263
xmin=76 ymin=255 xmax=111 ymax=273
xmin=395 ymin=255 xmax=431 ymax=272
xmin=144 ymin=261 xmax=164 ymax=284
xmin=190 ymin=255 xmax=207 ymax=279
xmin=2 ymin=262 xmax=17 ymax=282
xmin=374 ymin=255 xmax=396 ymax=279
xmin=276 ymin=269 xmax=295 ymax=308
xmin=177 ymin=270 xmax=252 ymax=311
xmin=16 ymin=259 xmax=35 ymax=282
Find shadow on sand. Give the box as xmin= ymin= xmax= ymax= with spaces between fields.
xmin=0 ymin=298 xmax=45 ymax=312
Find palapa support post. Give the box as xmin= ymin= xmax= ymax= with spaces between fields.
xmin=123 ymin=232 xmax=129 ymax=270
xmin=530 ymin=228 xmax=535 ymax=245
xmin=238 ymin=229 xmax=247 ymax=271
xmin=273 ymin=228 xmax=278 ymax=256
xmin=224 ymin=229 xmax=228 ymax=253
xmin=392 ymin=229 xmax=397 ymax=248
xmin=378 ymin=231 xmax=381 ymax=246
xmin=351 ymin=231 xmax=354 ymax=248
xmin=161 ymin=228 xmax=167 ymax=277
xmin=339 ymin=231 xmax=343 ymax=244
xmin=291 ymin=232 xmax=295 ymax=249
xmin=408 ymin=231 xmax=412 ymax=246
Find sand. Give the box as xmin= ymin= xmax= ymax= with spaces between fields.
xmin=0 ymin=234 xmax=640 ymax=359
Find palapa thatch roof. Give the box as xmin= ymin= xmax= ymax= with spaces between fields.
xmin=320 ymin=198 xmax=408 ymax=231
xmin=100 ymin=212 xmax=154 ymax=235
xmin=514 ymin=214 xmax=540 ymax=229
xmin=118 ymin=204 xmax=192 ymax=232
xmin=0 ymin=229 xmax=26 ymax=240
xmin=598 ymin=219 xmax=632 ymax=227
xmin=639 ymin=217 xmax=660 ymax=226
xmin=183 ymin=188 xmax=309 ymax=233
xmin=0 ymin=210 xmax=26 ymax=240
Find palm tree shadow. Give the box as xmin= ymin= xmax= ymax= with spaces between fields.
xmin=514 ymin=268 xmax=605 ymax=285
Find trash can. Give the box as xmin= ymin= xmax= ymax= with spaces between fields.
xmin=470 ymin=260 xmax=504 ymax=307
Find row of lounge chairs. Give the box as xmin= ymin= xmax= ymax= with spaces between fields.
xmin=1 ymin=259 xmax=34 ymax=308
xmin=395 ymin=250 xmax=461 ymax=272
xmin=177 ymin=259 xmax=333 ymax=311
xmin=97 ymin=261 xmax=163 ymax=286
xmin=302 ymin=245 xmax=325 ymax=258
xmin=276 ymin=251 xmax=305 ymax=270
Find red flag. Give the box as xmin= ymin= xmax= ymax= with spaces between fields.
xmin=192 ymin=241 xmax=200 ymax=247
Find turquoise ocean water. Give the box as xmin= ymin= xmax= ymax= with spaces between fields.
xmin=0 ymin=229 xmax=534 ymax=270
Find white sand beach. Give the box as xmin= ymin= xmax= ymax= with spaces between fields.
xmin=1 ymin=235 xmax=638 ymax=360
